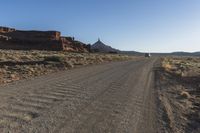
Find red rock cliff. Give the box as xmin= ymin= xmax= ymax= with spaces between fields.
xmin=0 ymin=26 xmax=90 ymax=52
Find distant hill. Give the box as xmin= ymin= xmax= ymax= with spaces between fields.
xmin=118 ymin=51 xmax=200 ymax=57
xmin=171 ymin=51 xmax=194 ymax=56
xmin=172 ymin=52 xmax=200 ymax=56
xmin=193 ymin=52 xmax=200 ymax=56
xmin=91 ymin=39 xmax=143 ymax=55
xmin=91 ymin=39 xmax=119 ymax=53
xmin=119 ymin=51 xmax=144 ymax=56
xmin=152 ymin=51 xmax=200 ymax=56
xmin=91 ymin=39 xmax=200 ymax=56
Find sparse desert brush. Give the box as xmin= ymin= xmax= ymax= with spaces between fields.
xmin=31 ymin=52 xmax=40 ymax=56
xmin=102 ymin=55 xmax=112 ymax=61
xmin=163 ymin=57 xmax=200 ymax=77
xmin=44 ymin=55 xmax=65 ymax=62
xmin=162 ymin=61 xmax=172 ymax=71
xmin=0 ymin=56 xmax=7 ymax=61
xmin=110 ymin=56 xmax=122 ymax=61
xmin=5 ymin=55 xmax=20 ymax=61
xmin=96 ymin=57 xmax=104 ymax=63
xmin=20 ymin=55 xmax=33 ymax=61
xmin=180 ymin=91 xmax=191 ymax=99
xmin=0 ymin=50 xmax=135 ymax=84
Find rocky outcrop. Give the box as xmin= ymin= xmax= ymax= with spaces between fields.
xmin=0 ymin=26 xmax=90 ymax=52
xmin=91 ymin=39 xmax=119 ymax=53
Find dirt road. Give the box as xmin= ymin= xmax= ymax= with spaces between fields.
xmin=0 ymin=58 xmax=158 ymax=133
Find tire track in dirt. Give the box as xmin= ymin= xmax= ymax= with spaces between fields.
xmin=0 ymin=61 xmax=134 ymax=132
xmin=0 ymin=59 xmax=158 ymax=133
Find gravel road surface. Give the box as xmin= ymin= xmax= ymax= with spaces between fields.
xmin=0 ymin=58 xmax=158 ymax=133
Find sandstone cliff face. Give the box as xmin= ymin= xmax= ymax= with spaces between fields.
xmin=0 ymin=26 xmax=15 ymax=33
xmin=0 ymin=26 xmax=90 ymax=52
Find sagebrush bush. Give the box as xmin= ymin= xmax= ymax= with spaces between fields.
xmin=44 ymin=56 xmax=64 ymax=62
xmin=180 ymin=91 xmax=190 ymax=99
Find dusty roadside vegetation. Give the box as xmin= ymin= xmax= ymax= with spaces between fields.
xmin=156 ymin=57 xmax=200 ymax=133
xmin=0 ymin=50 xmax=136 ymax=84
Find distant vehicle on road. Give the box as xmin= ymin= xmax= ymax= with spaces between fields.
xmin=145 ymin=53 xmax=151 ymax=58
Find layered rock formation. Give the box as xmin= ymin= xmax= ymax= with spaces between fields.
xmin=0 ymin=26 xmax=90 ymax=52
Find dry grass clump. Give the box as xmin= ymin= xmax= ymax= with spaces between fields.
xmin=64 ymin=60 xmax=74 ymax=68
xmin=180 ymin=91 xmax=191 ymax=99
xmin=162 ymin=57 xmax=200 ymax=77
xmin=44 ymin=55 xmax=65 ymax=62
xmin=162 ymin=58 xmax=176 ymax=74
xmin=162 ymin=62 xmax=172 ymax=71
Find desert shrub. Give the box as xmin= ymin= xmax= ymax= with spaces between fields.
xmin=180 ymin=91 xmax=190 ymax=99
xmin=64 ymin=60 xmax=74 ymax=68
xmin=20 ymin=55 xmax=33 ymax=61
xmin=162 ymin=62 xmax=172 ymax=71
xmin=44 ymin=56 xmax=64 ymax=62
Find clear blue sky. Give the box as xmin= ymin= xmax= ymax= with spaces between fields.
xmin=0 ymin=0 xmax=200 ymax=52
